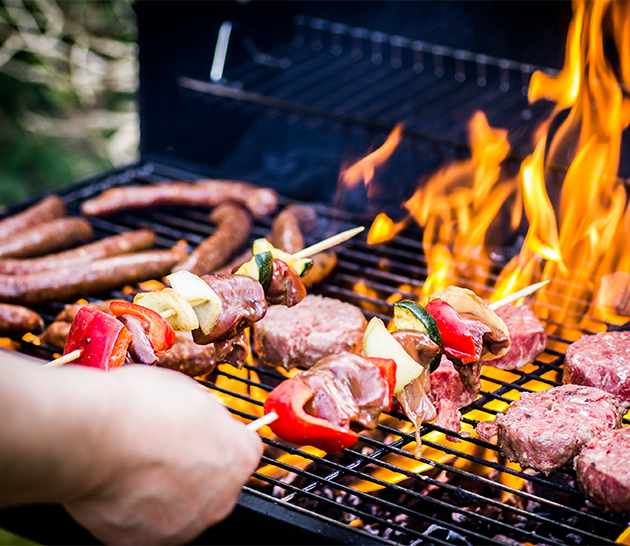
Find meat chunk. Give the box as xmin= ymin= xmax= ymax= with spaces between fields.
xmin=301 ymin=352 xmax=392 ymax=430
xmin=575 ymin=427 xmax=630 ymax=513
xmin=488 ymin=305 xmax=547 ymax=370
xmin=564 ymin=330 xmax=630 ymax=403
xmin=428 ymin=356 xmax=477 ymax=438
xmin=252 ymin=295 xmax=367 ymax=370
xmin=476 ymin=384 xmax=625 ymax=474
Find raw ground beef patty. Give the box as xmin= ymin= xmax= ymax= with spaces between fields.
xmin=476 ymin=384 xmax=625 ymax=474
xmin=575 ymin=427 xmax=630 ymax=513
xmin=252 ymin=294 xmax=367 ymax=370
xmin=564 ymin=330 xmax=630 ymax=403
xmin=488 ymin=305 xmax=547 ymax=370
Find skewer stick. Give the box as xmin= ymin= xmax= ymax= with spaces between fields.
xmin=245 ymin=411 xmax=278 ymax=432
xmin=489 ymin=280 xmax=550 ymax=311
xmin=44 ymin=349 xmax=82 ymax=368
xmin=293 ymin=226 xmax=364 ymax=259
xmin=43 ymin=305 xmax=193 ymax=367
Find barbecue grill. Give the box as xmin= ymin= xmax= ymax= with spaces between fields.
xmin=1 ymin=2 xmax=629 ymax=545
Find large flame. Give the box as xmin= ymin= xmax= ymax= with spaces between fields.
xmin=358 ymin=0 xmax=630 ymax=338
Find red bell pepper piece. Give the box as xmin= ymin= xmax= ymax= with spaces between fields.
xmin=366 ymin=356 xmax=397 ymax=412
xmin=425 ymin=298 xmax=477 ymax=364
xmin=63 ymin=307 xmax=133 ymax=370
xmin=109 ymin=300 xmax=175 ymax=353
xmin=263 ymin=356 xmax=396 ymax=453
xmin=264 ymin=378 xmax=359 ymax=453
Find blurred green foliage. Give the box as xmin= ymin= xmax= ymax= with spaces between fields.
xmin=0 ymin=0 xmax=139 ymax=206
xmin=0 ymin=527 xmax=37 ymax=545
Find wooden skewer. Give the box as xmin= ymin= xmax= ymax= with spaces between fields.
xmin=489 ymin=280 xmax=550 ymax=311
xmin=245 ymin=411 xmax=278 ymax=432
xmin=44 ymin=349 xmax=82 ymax=368
xmin=293 ymin=226 xmax=364 ymax=259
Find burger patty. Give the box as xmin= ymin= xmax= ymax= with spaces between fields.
xmin=252 ymin=294 xmax=367 ymax=370
xmin=488 ymin=305 xmax=547 ymax=370
xmin=476 ymin=384 xmax=625 ymax=474
xmin=564 ymin=330 xmax=630 ymax=403
xmin=575 ymin=427 xmax=630 ymax=513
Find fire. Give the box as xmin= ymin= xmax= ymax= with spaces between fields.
xmin=354 ymin=0 xmax=630 ymax=337
xmin=339 ymin=125 xmax=403 ymax=192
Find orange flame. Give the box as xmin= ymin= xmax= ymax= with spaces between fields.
xmin=339 ymin=125 xmax=403 ymax=191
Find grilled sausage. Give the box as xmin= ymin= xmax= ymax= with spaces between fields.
xmin=0 ymin=229 xmax=156 ymax=275
xmin=39 ymin=321 xmax=71 ymax=350
xmin=156 ymin=331 xmax=217 ymax=377
xmin=53 ymin=300 xmax=117 ymax=323
xmin=80 ymin=179 xmax=278 ymax=219
xmin=270 ymin=204 xmax=318 ymax=254
xmin=0 ymin=217 xmax=93 ymax=259
xmin=0 ymin=195 xmax=66 ymax=241
xmin=0 ymin=303 xmax=43 ymax=337
xmin=0 ymin=249 xmax=184 ymax=305
xmin=173 ymin=202 xmax=252 ymax=276
xmin=216 ymin=204 xmax=318 ymax=275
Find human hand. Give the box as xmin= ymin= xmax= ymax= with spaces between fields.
xmin=62 ymin=365 xmax=262 ymax=545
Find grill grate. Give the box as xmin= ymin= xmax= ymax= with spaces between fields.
xmin=9 ymin=160 xmax=628 ymax=545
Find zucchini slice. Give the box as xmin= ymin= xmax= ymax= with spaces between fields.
xmin=252 ymin=238 xmax=314 ymax=277
xmin=393 ymin=300 xmax=443 ymax=372
xmin=235 ymin=250 xmax=274 ymax=291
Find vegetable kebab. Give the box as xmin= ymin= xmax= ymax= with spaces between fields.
xmin=264 ymin=286 xmax=514 ymax=455
xmin=48 ymin=228 xmax=363 ymax=370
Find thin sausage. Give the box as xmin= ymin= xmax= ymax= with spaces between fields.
xmin=173 ymin=202 xmax=252 ymax=276
xmin=0 ymin=249 xmax=184 ymax=305
xmin=0 ymin=303 xmax=43 ymax=337
xmin=80 ymin=180 xmax=278 ymax=218
xmin=39 ymin=321 xmax=71 ymax=350
xmin=270 ymin=204 xmax=318 ymax=254
xmin=0 ymin=217 xmax=93 ymax=259
xmin=0 ymin=229 xmax=156 ymax=275
xmin=0 ymin=195 xmax=66 ymax=241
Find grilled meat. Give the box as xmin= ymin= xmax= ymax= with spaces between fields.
xmin=0 ymin=195 xmax=66 ymax=240
xmin=156 ymin=331 xmax=216 ymax=377
xmin=173 ymin=202 xmax=252 ymax=276
xmin=301 ymin=352 xmax=393 ymax=431
xmin=563 ymin=330 xmax=630 ymax=403
xmin=252 ymin=294 xmax=367 ymax=370
xmin=192 ymin=274 xmax=267 ymax=344
xmin=0 ymin=229 xmax=156 ymax=275
xmin=80 ymin=179 xmax=278 ymax=219
xmin=0 ymin=217 xmax=93 ymax=259
xmin=575 ymin=426 xmax=630 ymax=513
xmin=476 ymin=384 xmax=625 ymax=474
xmin=0 ymin=249 xmax=183 ymax=305
xmin=0 ymin=303 xmax=43 ymax=337
xmin=488 ymin=305 xmax=547 ymax=370
xmin=428 ymin=356 xmax=477 ymax=439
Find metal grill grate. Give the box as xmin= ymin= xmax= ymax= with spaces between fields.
xmin=9 ymin=160 xmax=628 ymax=546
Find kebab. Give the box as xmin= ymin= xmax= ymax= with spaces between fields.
xmin=45 ymin=227 xmax=364 ymax=369
xmin=261 ymin=281 xmax=548 ymax=453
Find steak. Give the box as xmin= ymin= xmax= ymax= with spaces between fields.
xmin=488 ymin=305 xmax=547 ymax=370
xmin=428 ymin=356 xmax=477 ymax=439
xmin=564 ymin=330 xmax=630 ymax=403
xmin=575 ymin=427 xmax=630 ymax=513
xmin=252 ymin=294 xmax=367 ymax=370
xmin=476 ymin=384 xmax=625 ymax=474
